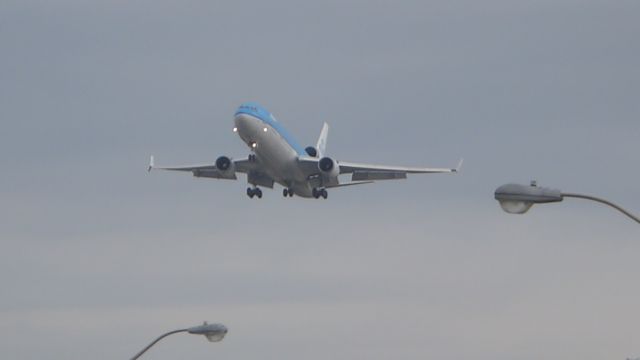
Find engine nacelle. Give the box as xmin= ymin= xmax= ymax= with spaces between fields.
xmin=193 ymin=156 xmax=236 ymax=179
xmin=215 ymin=156 xmax=233 ymax=171
xmin=216 ymin=156 xmax=236 ymax=179
xmin=318 ymin=157 xmax=339 ymax=178
xmin=305 ymin=146 xmax=318 ymax=157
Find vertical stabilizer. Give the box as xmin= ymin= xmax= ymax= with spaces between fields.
xmin=316 ymin=122 xmax=329 ymax=158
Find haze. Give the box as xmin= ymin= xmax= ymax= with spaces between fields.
xmin=1 ymin=1 xmax=638 ymax=359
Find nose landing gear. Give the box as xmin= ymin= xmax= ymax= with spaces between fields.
xmin=247 ymin=187 xmax=262 ymax=199
xmin=312 ymin=188 xmax=328 ymax=199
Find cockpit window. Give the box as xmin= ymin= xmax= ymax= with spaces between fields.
xmin=239 ymin=104 xmax=258 ymax=112
xmin=236 ymin=103 xmax=278 ymax=124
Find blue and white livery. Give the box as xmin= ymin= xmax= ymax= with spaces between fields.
xmin=149 ymin=102 xmax=462 ymax=199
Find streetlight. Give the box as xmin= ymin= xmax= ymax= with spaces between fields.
xmin=494 ymin=181 xmax=639 ymax=224
xmin=130 ymin=322 xmax=228 ymax=360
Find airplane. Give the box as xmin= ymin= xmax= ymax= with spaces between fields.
xmin=148 ymin=102 xmax=462 ymax=199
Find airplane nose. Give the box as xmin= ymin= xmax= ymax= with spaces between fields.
xmin=234 ymin=113 xmax=262 ymax=134
xmin=234 ymin=113 xmax=247 ymax=130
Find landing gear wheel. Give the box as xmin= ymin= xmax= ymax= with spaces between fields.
xmin=288 ymin=189 xmax=294 ymax=197
xmin=248 ymin=154 xmax=256 ymax=162
xmin=283 ymin=188 xmax=289 ymax=197
xmin=247 ymin=187 xmax=261 ymax=199
xmin=312 ymin=188 xmax=327 ymax=199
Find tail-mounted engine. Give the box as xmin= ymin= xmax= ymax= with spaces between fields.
xmin=305 ymin=146 xmax=318 ymax=157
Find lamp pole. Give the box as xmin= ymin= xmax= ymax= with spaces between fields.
xmin=494 ymin=181 xmax=639 ymax=224
xmin=130 ymin=329 xmax=188 ymax=360
xmin=130 ymin=322 xmax=228 ymax=360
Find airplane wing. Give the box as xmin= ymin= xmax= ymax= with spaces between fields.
xmin=297 ymin=157 xmax=462 ymax=182
xmin=325 ymin=180 xmax=374 ymax=188
xmin=147 ymin=155 xmax=258 ymax=180
xmin=339 ymin=159 xmax=462 ymax=181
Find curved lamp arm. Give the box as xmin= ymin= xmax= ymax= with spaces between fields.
xmin=129 ymin=322 xmax=227 ymax=359
xmin=495 ymin=182 xmax=639 ymax=224
xmin=130 ymin=329 xmax=188 ymax=360
xmin=562 ymin=193 xmax=640 ymax=224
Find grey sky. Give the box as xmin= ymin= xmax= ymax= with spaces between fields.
xmin=1 ymin=0 xmax=638 ymax=359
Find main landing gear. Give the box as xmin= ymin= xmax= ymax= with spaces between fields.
xmin=282 ymin=188 xmax=294 ymax=197
xmin=312 ymin=188 xmax=328 ymax=199
xmin=247 ymin=187 xmax=262 ymax=199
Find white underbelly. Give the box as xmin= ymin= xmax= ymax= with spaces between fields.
xmin=255 ymin=131 xmax=300 ymax=184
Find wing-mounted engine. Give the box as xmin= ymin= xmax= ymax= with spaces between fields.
xmin=215 ymin=156 xmax=236 ymax=179
xmin=318 ymin=156 xmax=340 ymax=185
xmin=192 ymin=155 xmax=237 ymax=179
xmin=305 ymin=146 xmax=318 ymax=157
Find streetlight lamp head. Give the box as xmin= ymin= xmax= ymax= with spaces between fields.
xmin=494 ymin=182 xmax=563 ymax=214
xmin=187 ymin=322 xmax=228 ymax=342
xmin=498 ymin=199 xmax=533 ymax=214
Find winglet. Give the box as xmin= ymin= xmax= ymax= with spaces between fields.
xmin=147 ymin=155 xmax=154 ymax=172
xmin=452 ymin=158 xmax=464 ymax=173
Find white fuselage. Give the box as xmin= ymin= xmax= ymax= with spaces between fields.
xmin=234 ymin=113 xmax=317 ymax=197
